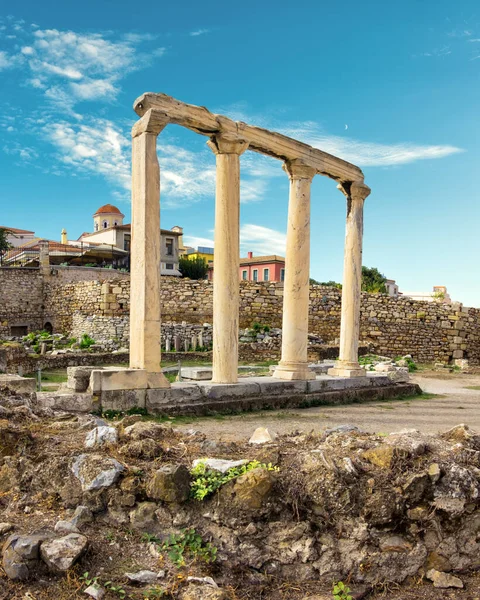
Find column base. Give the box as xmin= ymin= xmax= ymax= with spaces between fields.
xmin=273 ymin=362 xmax=316 ymax=381
xmin=327 ymin=361 xmax=366 ymax=378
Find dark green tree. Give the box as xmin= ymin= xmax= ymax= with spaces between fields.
xmin=361 ymin=266 xmax=387 ymax=293
xmin=179 ymin=255 xmax=209 ymax=280
xmin=0 ymin=227 xmax=12 ymax=261
xmin=310 ymin=278 xmax=342 ymax=289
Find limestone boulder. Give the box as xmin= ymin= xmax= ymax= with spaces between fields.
xmin=179 ymin=584 xmax=228 ymax=600
xmin=146 ymin=464 xmax=191 ymax=503
xmin=72 ymin=454 xmax=124 ymax=492
xmin=40 ymin=533 xmax=88 ymax=572
xmin=123 ymin=421 xmax=172 ymax=441
xmin=2 ymin=533 xmax=49 ymax=580
xmin=85 ymin=426 xmax=118 ymax=448
xmin=426 ymin=569 xmax=463 ymax=589
xmin=219 ymin=467 xmax=273 ymax=510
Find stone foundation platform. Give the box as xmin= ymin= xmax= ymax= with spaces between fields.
xmin=37 ymin=372 xmax=421 ymax=416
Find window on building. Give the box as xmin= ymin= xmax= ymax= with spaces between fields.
xmin=242 ymin=270 xmax=247 ymax=280
xmin=280 ymin=268 xmax=285 ymax=282
xmin=263 ymin=268 xmax=269 ymax=281
xmin=94 ymin=223 xmax=99 ymax=232
xmin=166 ymin=238 xmax=174 ymax=256
xmin=114 ymin=221 xmax=118 ymax=227
xmin=253 ymin=269 xmax=258 ymax=282
xmin=103 ymin=221 xmax=108 ymax=229
xmin=166 ymin=263 xmax=174 ymax=270
xmin=124 ymin=235 xmax=131 ymax=252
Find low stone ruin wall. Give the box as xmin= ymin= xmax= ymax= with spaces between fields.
xmin=1 ymin=396 xmax=479 ymax=598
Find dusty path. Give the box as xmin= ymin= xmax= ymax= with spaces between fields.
xmin=174 ymin=371 xmax=480 ymax=441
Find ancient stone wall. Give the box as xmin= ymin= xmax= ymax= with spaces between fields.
xmin=2 ymin=268 xmax=480 ymax=365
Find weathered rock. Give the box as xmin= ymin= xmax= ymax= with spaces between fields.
xmin=249 ymin=427 xmax=277 ymax=445
xmin=425 ymin=552 xmax=452 ymax=572
xmin=146 ymin=464 xmax=191 ymax=503
xmin=220 ymin=467 xmax=273 ymax=509
xmin=379 ymin=535 xmax=412 ymax=553
xmin=0 ymin=522 xmax=14 ymax=536
xmin=123 ymin=421 xmax=171 ymax=440
xmin=120 ymin=438 xmax=161 ymax=459
xmin=2 ymin=533 xmax=48 ymax=580
xmin=84 ymin=583 xmax=106 ymax=599
xmin=179 ymin=584 xmax=228 ymax=600
xmin=426 ymin=569 xmax=463 ymax=589
xmin=129 ymin=502 xmax=158 ymax=532
xmin=40 ymin=533 xmax=88 ymax=572
xmin=428 ymin=463 xmax=441 ymax=483
xmin=72 ymin=454 xmax=124 ymax=491
xmin=125 ymin=569 xmax=158 ymax=584
xmin=402 ymin=473 xmax=430 ymax=503
xmin=85 ymin=426 xmax=118 ymax=448
xmin=362 ymin=446 xmax=397 ymax=469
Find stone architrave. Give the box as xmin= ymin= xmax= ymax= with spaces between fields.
xmin=130 ymin=109 xmax=170 ymax=388
xmin=328 ymin=181 xmax=371 ymax=378
xmin=207 ymin=133 xmax=249 ymax=384
xmin=274 ymin=160 xmax=316 ymax=381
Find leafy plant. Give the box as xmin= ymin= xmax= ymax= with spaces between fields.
xmin=179 ymin=255 xmax=208 ymax=280
xmin=79 ymin=333 xmax=96 ymax=349
xmin=160 ymin=528 xmax=217 ymax=567
xmin=104 ymin=581 xmax=126 ymax=598
xmin=144 ymin=588 xmax=167 ymax=599
xmin=190 ymin=460 xmax=279 ymax=501
xmin=332 ymin=581 xmax=353 ymax=600
xmin=361 ymin=266 xmax=387 ymax=294
xmin=79 ymin=572 xmax=99 ymax=587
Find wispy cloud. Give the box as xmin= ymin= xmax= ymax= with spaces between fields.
xmin=281 ymin=121 xmax=463 ymax=167
xmin=190 ymin=29 xmax=210 ymax=37
xmin=240 ymin=224 xmax=286 ymax=256
xmin=185 ymin=224 xmax=287 ymax=257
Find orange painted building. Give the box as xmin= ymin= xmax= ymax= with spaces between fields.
xmin=208 ymin=251 xmax=285 ymax=282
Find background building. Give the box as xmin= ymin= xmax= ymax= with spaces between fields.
xmin=208 ymin=251 xmax=286 ymax=282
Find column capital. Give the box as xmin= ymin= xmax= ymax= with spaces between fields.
xmin=207 ymin=133 xmax=249 ymax=155
xmin=283 ymin=159 xmax=316 ymax=181
xmin=132 ymin=108 xmax=169 ymax=138
xmin=337 ymin=180 xmax=371 ymax=202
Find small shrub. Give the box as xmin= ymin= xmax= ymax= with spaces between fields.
xmin=190 ymin=460 xmax=279 ymax=501
xmin=332 ymin=581 xmax=353 ymax=600
xmin=159 ymin=528 xmax=217 ymax=567
xmin=79 ymin=333 xmax=96 ymax=349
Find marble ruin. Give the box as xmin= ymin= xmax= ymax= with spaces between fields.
xmin=128 ymin=93 xmax=370 ymax=389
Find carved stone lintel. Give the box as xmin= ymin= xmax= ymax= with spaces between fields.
xmin=132 ymin=108 xmax=169 ymax=139
xmin=337 ymin=180 xmax=371 ymax=203
xmin=283 ymin=158 xmax=316 ymax=181
xmin=207 ymin=133 xmax=249 ymax=156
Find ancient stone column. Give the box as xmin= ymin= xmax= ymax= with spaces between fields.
xmin=274 ymin=159 xmax=316 ymax=381
xmin=130 ymin=110 xmax=170 ymax=386
xmin=207 ymin=133 xmax=249 ymax=383
xmin=328 ymin=181 xmax=371 ymax=378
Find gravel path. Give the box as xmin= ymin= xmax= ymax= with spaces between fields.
xmin=175 ymin=371 xmax=480 ymax=441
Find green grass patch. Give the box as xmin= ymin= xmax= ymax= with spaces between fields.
xmin=464 ymin=386 xmax=480 ymax=391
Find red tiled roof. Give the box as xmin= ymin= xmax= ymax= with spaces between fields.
xmin=93 ymin=204 xmax=124 ymax=216
xmin=0 ymin=226 xmax=35 ymax=234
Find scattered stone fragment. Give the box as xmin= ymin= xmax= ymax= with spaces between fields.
xmin=179 ymin=583 xmax=228 ymax=599
xmin=426 ymin=568 xmax=464 ymax=589
xmin=125 ymin=570 xmax=159 ymax=584
xmin=147 ymin=464 xmax=191 ymax=503
xmin=362 ymin=446 xmax=396 ymax=469
xmin=192 ymin=458 xmax=248 ymax=473
xmin=379 ymin=535 xmax=412 ymax=552
xmin=72 ymin=454 xmax=125 ymax=491
xmin=324 ymin=424 xmax=360 ymax=436
xmin=222 ymin=467 xmax=273 ymax=509
xmin=85 ymin=426 xmax=118 ymax=448
xmin=249 ymin=427 xmax=277 ymax=444
xmin=187 ymin=576 xmax=218 ymax=587
xmin=428 ymin=463 xmax=441 ymax=483
xmin=123 ymin=421 xmax=171 ymax=440
xmin=129 ymin=502 xmax=158 ymax=532
xmin=84 ymin=583 xmax=106 ymax=599
xmin=425 ymin=552 xmax=452 ymax=573
xmin=0 ymin=522 xmax=14 ymax=536
xmin=2 ymin=533 xmax=46 ymax=580
xmin=40 ymin=534 xmax=88 ymax=572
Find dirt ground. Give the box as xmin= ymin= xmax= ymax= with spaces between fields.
xmin=172 ymin=371 xmax=480 ymax=442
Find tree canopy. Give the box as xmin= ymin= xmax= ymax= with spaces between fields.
xmin=0 ymin=227 xmax=12 ymax=257
xmin=179 ymin=255 xmax=209 ymax=280
xmin=361 ymin=266 xmax=387 ymax=294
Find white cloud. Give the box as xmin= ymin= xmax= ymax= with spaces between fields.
xmin=240 ymin=224 xmax=286 ymax=256
xmin=190 ymin=29 xmax=210 ymax=37
xmin=282 ymin=121 xmax=463 ymax=167
xmin=183 ymin=235 xmax=215 ymax=249
xmin=70 ymin=79 xmax=118 ymax=99
xmin=0 ymin=50 xmax=21 ymax=70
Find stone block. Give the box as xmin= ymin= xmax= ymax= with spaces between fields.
xmin=367 ymin=373 xmax=391 ymax=387
xmin=146 ymin=383 xmax=203 ymax=410
xmin=250 ymin=377 xmax=308 ymax=395
xmin=101 ymin=389 xmax=146 ymax=411
xmin=37 ymin=392 xmax=96 ymax=413
xmin=0 ymin=374 xmax=36 ymax=394
xmin=181 ymin=367 xmax=212 ymax=381
xmin=90 ymin=369 xmax=170 ymax=393
xmin=452 ymin=350 xmax=464 ymax=359
xmin=344 ymin=376 xmax=373 ymax=389
xmin=197 ymin=381 xmax=262 ymax=399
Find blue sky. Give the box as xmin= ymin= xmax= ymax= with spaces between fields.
xmin=1 ymin=0 xmax=479 ymax=305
